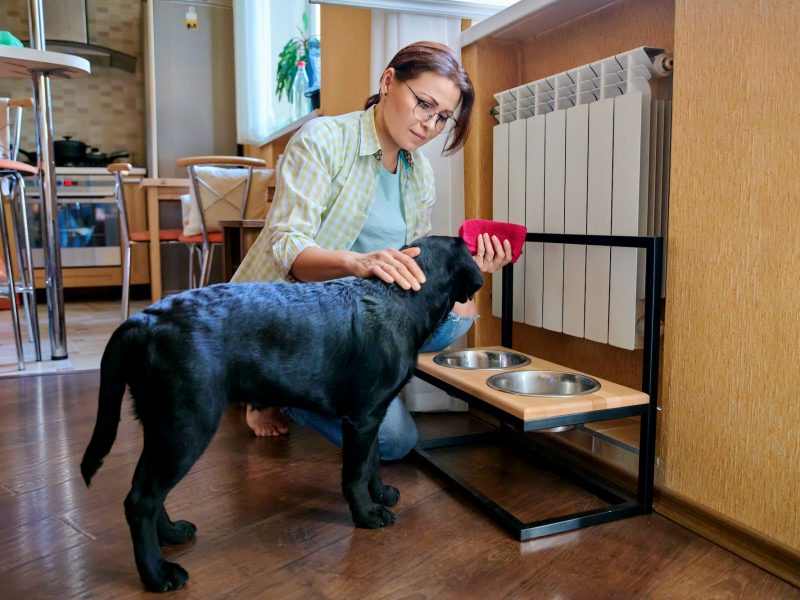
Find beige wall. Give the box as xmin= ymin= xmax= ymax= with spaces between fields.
xmin=661 ymin=0 xmax=800 ymax=550
xmin=0 ymin=0 xmax=146 ymax=165
xmin=464 ymin=0 xmax=800 ymax=557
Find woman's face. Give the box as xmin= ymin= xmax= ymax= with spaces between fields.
xmin=380 ymin=69 xmax=461 ymax=151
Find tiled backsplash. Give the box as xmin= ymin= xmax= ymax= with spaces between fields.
xmin=1 ymin=0 xmax=146 ymax=166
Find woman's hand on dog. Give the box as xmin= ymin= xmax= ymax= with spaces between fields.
xmin=472 ymin=233 xmax=512 ymax=274
xmin=349 ymin=247 xmax=427 ymax=291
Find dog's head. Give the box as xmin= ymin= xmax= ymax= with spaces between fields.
xmin=406 ymin=236 xmax=484 ymax=303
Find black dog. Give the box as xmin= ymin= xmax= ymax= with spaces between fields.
xmin=81 ymin=235 xmax=483 ymax=592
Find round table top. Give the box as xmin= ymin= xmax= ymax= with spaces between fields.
xmin=0 ymin=45 xmax=90 ymax=79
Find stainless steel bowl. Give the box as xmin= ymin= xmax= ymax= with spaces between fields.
xmin=486 ymin=370 xmax=600 ymax=397
xmin=433 ymin=349 xmax=531 ymax=370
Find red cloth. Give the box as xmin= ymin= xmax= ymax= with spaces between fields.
xmin=458 ymin=219 xmax=527 ymax=264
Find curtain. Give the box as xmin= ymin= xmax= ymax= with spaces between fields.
xmin=371 ymin=11 xmax=468 ymax=412
xmin=370 ymin=11 xmax=465 ymax=239
xmin=233 ymin=0 xmax=275 ymax=145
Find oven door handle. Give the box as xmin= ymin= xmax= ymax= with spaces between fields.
xmin=26 ymin=195 xmax=117 ymax=203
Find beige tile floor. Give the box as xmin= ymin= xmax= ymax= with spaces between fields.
xmin=0 ymin=299 xmax=149 ymax=377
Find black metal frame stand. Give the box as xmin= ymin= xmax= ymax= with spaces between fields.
xmin=413 ymin=232 xmax=664 ymax=541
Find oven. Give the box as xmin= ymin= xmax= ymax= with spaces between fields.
xmin=24 ymin=168 xmax=123 ymax=268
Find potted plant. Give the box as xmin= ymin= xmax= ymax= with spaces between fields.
xmin=275 ymin=11 xmax=321 ymax=105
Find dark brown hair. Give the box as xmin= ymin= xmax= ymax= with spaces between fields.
xmin=365 ymin=41 xmax=474 ymax=156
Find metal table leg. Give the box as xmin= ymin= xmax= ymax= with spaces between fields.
xmin=28 ymin=0 xmax=67 ymax=359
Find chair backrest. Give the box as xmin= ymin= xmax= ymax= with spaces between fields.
xmin=0 ymin=98 xmax=32 ymax=162
xmin=108 ymin=163 xmax=133 ymax=244
xmin=176 ymin=156 xmax=272 ymax=240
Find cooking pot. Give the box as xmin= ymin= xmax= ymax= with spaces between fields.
xmin=17 ymin=148 xmax=37 ymax=165
xmin=85 ymin=148 xmax=131 ymax=166
xmin=53 ymin=136 xmax=88 ymax=165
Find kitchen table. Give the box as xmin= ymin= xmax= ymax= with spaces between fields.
xmin=138 ymin=178 xmax=190 ymax=301
xmin=0 ymin=39 xmax=90 ymax=359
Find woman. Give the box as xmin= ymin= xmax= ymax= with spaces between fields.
xmin=232 ymin=41 xmax=512 ymax=459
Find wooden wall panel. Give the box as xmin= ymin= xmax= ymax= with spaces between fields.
xmin=662 ymin=0 xmax=800 ymax=550
xmin=465 ymin=0 xmax=800 ymax=554
xmin=320 ymin=4 xmax=372 ymax=117
xmin=461 ymin=39 xmax=520 ymax=349
xmin=519 ymin=0 xmax=675 ymax=84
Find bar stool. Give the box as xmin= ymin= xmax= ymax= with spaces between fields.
xmin=109 ymin=163 xmax=185 ymax=320
xmin=1 ymin=97 xmax=42 ymax=369
xmin=176 ymin=156 xmax=268 ymax=287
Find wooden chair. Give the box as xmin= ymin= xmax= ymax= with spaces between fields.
xmin=176 ymin=156 xmax=269 ymax=287
xmin=108 ymin=163 xmax=185 ymax=320
xmin=0 ymin=97 xmax=41 ymax=368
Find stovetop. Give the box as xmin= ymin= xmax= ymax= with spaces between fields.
xmin=23 ymin=166 xmax=148 ymax=197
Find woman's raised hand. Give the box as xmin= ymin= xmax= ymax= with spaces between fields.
xmin=349 ymin=247 xmax=427 ymax=291
xmin=472 ymin=233 xmax=512 ymax=273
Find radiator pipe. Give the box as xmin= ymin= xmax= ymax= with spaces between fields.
xmin=651 ymin=52 xmax=674 ymax=77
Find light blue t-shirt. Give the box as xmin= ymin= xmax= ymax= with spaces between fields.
xmin=350 ymin=164 xmax=406 ymax=253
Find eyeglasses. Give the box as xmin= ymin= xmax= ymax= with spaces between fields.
xmin=402 ymin=80 xmax=457 ymax=135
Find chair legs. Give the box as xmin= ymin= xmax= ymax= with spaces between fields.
xmin=0 ymin=187 xmax=25 ymax=370
xmin=187 ymin=243 xmax=218 ymax=289
xmin=9 ymin=174 xmax=41 ymax=360
xmin=199 ymin=244 xmax=216 ymax=288
xmin=121 ymin=243 xmax=132 ymax=322
xmin=187 ymin=244 xmax=200 ymax=289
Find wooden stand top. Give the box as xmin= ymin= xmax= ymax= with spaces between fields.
xmin=416 ymin=346 xmax=648 ymax=422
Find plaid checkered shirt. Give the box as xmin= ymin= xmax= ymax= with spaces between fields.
xmin=231 ymin=105 xmax=436 ymax=283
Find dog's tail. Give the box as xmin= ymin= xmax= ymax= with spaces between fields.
xmin=80 ymin=320 xmax=142 ymax=486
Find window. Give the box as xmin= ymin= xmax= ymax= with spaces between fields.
xmin=234 ymin=1 xmax=320 ymax=144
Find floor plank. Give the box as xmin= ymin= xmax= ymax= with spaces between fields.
xmin=1 ymin=371 xmax=797 ymax=599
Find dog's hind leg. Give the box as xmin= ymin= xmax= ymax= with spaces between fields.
xmin=125 ymin=423 xmax=216 ymax=592
xmin=157 ymin=505 xmax=197 ymax=546
xmin=341 ymin=420 xmax=396 ymax=528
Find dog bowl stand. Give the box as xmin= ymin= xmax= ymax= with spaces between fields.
xmin=413 ymin=232 xmax=663 ymax=541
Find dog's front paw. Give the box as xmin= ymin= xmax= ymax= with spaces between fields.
xmin=158 ymin=519 xmax=197 ymax=546
xmin=372 ymin=484 xmax=400 ymax=507
xmin=141 ymin=559 xmax=189 ymax=593
xmin=352 ymin=503 xmax=396 ymax=529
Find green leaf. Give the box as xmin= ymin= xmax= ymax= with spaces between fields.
xmin=274 ymin=11 xmax=319 ymax=102
xmin=275 ymin=39 xmax=301 ymax=101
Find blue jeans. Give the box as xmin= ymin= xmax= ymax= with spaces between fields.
xmin=285 ymin=311 xmax=477 ymax=461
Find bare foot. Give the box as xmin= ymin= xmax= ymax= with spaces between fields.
xmin=246 ymin=405 xmax=290 ymax=437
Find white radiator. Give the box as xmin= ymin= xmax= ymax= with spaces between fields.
xmin=491 ymin=47 xmax=673 ymax=350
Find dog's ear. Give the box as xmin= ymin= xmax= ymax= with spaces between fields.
xmin=404 ymin=236 xmax=438 ymax=276
xmin=406 ymin=236 xmax=483 ymax=303
xmin=451 ymin=237 xmax=484 ymax=303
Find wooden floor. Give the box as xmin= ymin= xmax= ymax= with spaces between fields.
xmin=1 ymin=372 xmax=798 ymax=599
